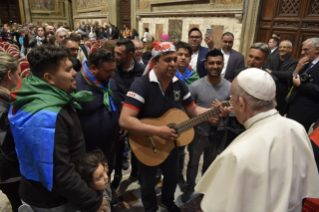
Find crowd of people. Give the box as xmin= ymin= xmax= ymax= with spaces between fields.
xmin=0 ymin=19 xmax=319 ymax=212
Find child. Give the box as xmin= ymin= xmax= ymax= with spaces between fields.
xmin=75 ymin=150 xmax=112 ymax=212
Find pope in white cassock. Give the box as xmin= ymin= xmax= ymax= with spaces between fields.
xmin=195 ymin=68 xmax=319 ymax=212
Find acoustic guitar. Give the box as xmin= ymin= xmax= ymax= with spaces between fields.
xmin=129 ymin=102 xmax=231 ymax=166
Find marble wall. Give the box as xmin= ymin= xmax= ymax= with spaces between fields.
xmin=139 ymin=16 xmax=242 ymax=51
xmin=23 ymin=0 xmax=70 ymax=28
xmin=72 ymin=0 xmax=109 ymax=28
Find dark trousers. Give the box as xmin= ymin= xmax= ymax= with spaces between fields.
xmin=114 ymin=138 xmax=138 ymax=176
xmin=0 ymin=153 xmax=21 ymax=212
xmin=178 ymin=146 xmax=185 ymax=176
xmin=186 ymin=130 xmax=238 ymax=192
xmin=137 ymin=147 xmax=179 ymax=212
xmin=186 ymin=133 xmax=217 ymax=192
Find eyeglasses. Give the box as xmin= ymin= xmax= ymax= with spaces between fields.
xmin=67 ymin=48 xmax=79 ymax=52
xmin=279 ymin=46 xmax=291 ymax=49
xmin=301 ymin=48 xmax=315 ymax=52
xmin=135 ymin=48 xmax=143 ymax=51
xmin=189 ymin=36 xmax=201 ymax=39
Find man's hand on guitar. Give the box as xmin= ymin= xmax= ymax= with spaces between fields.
xmin=157 ymin=126 xmax=178 ymax=142
xmin=211 ymin=99 xmax=232 ymax=117
xmin=208 ymin=116 xmax=219 ymax=126
xmin=219 ymin=106 xmax=233 ymax=117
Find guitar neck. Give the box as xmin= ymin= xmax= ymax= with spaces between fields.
xmin=176 ymin=102 xmax=230 ymax=133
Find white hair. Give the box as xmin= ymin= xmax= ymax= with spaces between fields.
xmin=303 ymin=38 xmax=319 ymax=48
xmin=280 ymin=40 xmax=292 ymax=48
xmin=55 ymin=28 xmax=69 ymax=37
xmin=232 ymin=79 xmax=277 ymax=111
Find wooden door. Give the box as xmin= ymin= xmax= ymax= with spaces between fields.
xmin=256 ymin=0 xmax=319 ymax=59
xmin=121 ymin=0 xmax=131 ymax=30
xmin=0 ymin=0 xmax=21 ymax=24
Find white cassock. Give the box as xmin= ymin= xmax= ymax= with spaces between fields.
xmin=195 ymin=109 xmax=319 ymax=212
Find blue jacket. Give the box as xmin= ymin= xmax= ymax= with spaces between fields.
xmin=196 ymin=46 xmax=210 ymax=78
xmin=76 ymin=72 xmax=120 ymax=152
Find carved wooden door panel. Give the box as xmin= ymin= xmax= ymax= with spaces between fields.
xmin=256 ymin=0 xmax=319 ymax=58
xmin=121 ymin=0 xmax=131 ymax=30
xmin=0 ymin=0 xmax=21 ymax=24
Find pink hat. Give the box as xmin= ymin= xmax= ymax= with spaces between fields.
xmin=160 ymin=34 xmax=170 ymax=40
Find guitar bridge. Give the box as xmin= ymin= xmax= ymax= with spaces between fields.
xmin=147 ymin=136 xmax=157 ymax=153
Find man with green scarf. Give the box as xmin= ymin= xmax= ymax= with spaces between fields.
xmin=76 ymin=48 xmax=121 ymax=178
xmin=9 ymin=45 xmax=108 ymax=211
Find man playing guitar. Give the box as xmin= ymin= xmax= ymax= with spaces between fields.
xmin=119 ymin=42 xmax=231 ymax=212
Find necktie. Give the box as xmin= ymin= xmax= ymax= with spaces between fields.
xmin=305 ymin=63 xmax=313 ymax=73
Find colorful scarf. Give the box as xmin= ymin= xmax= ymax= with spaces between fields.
xmin=176 ymin=65 xmax=200 ymax=87
xmin=8 ymin=73 xmax=94 ymax=191
xmin=80 ymin=61 xmax=116 ymax=112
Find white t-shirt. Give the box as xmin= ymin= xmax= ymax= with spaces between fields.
xmin=190 ymin=51 xmax=199 ymax=71
xmin=221 ymin=49 xmax=230 ymax=77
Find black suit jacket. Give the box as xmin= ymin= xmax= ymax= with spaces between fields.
xmin=287 ymin=61 xmax=319 ymax=124
xmin=217 ymin=48 xmax=245 ymax=81
xmin=105 ymin=28 xmax=116 ymax=39
xmin=269 ymin=47 xmax=279 ymax=59
xmin=263 ymin=56 xmax=298 ymax=115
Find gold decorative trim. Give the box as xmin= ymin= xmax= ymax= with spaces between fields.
xmin=19 ymin=0 xmax=25 ymax=24
xmin=30 ymin=0 xmax=59 ymax=13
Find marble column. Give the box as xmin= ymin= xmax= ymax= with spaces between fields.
xmin=239 ymin=0 xmax=262 ymax=61
xmin=131 ymin=0 xmax=137 ymax=31
xmin=23 ymin=0 xmax=31 ymax=23
xmin=64 ymin=0 xmax=71 ymax=27
xmin=19 ymin=0 xmax=25 ymax=24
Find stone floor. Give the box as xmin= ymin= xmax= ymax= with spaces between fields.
xmin=0 ymin=150 xmax=204 ymax=212
xmin=1 ymin=124 xmax=314 ymax=211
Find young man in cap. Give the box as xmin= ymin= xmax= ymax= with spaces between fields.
xmin=196 ymin=68 xmax=319 ymax=212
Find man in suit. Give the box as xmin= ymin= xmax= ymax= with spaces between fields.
xmin=232 ymin=42 xmax=270 ymax=81
xmin=105 ymin=23 xmax=116 ymax=40
xmin=264 ymin=40 xmax=298 ymax=115
xmin=287 ymin=38 xmax=319 ymax=132
xmin=217 ymin=32 xmax=245 ymax=81
xmin=188 ymin=28 xmax=214 ymax=78
xmin=268 ymin=37 xmax=279 ymax=58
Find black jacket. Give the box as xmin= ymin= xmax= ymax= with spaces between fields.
xmin=23 ymin=34 xmax=40 ymax=48
xmin=263 ymin=56 xmax=298 ymax=115
xmin=287 ymin=61 xmax=319 ymax=124
xmin=0 ymin=98 xmax=20 ymax=182
xmin=1 ymin=31 xmax=11 ymax=42
xmin=113 ymin=58 xmax=145 ymax=104
xmin=19 ymin=104 xmax=102 ymax=211
xmin=76 ymin=71 xmax=120 ymax=152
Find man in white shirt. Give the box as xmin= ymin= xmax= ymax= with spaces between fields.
xmin=268 ymin=37 xmax=279 ymax=58
xmin=217 ymin=32 xmax=245 ymax=81
xmin=188 ymin=28 xmax=214 ymax=78
xmin=196 ymin=68 xmax=319 ymax=212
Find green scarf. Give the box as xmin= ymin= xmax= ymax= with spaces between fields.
xmin=9 ymin=72 xmax=94 ymax=114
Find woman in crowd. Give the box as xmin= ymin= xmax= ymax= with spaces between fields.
xmin=142 ymin=27 xmax=150 ymax=43
xmin=0 ymin=53 xmax=22 ymax=212
xmin=42 ymin=31 xmax=54 ymax=45
xmin=132 ymin=29 xmax=139 ymax=40
xmin=1 ymin=26 xmax=12 ymax=42
xmin=142 ymin=36 xmax=153 ymax=61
